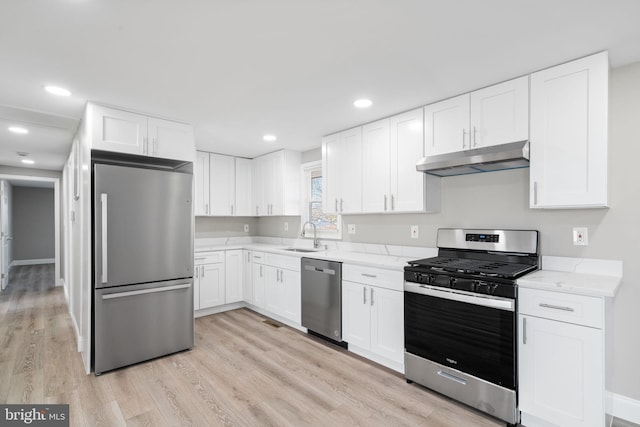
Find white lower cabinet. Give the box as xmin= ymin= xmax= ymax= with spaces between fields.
xmin=194 ymin=252 xmax=226 ymax=310
xmin=262 ymin=253 xmax=301 ymax=325
xmin=342 ymin=264 xmax=404 ymax=372
xmin=518 ymin=287 xmax=609 ymax=427
xmin=251 ymin=252 xmax=266 ymax=309
xmin=224 ymin=250 xmax=243 ymax=304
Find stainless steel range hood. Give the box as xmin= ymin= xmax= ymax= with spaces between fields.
xmin=416 ymin=140 xmax=530 ymax=177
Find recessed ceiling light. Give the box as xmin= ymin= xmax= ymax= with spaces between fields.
xmin=354 ymin=99 xmax=373 ymax=108
xmin=45 ymin=85 xmax=72 ymax=96
xmin=263 ymin=134 xmax=277 ymax=142
xmin=9 ymin=126 xmax=29 ymax=134
xmin=21 ymin=159 xmax=35 ymax=165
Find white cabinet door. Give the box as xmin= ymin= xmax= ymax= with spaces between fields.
xmin=194 ymin=151 xmax=210 ymax=216
xmin=264 ymin=266 xmax=282 ymax=314
xmin=390 ymin=108 xmax=432 ymax=212
xmin=322 ymin=127 xmax=363 ymax=214
xmin=242 ymin=250 xmax=253 ymax=304
xmin=225 ymin=250 xmax=243 ymax=304
xmin=424 ymin=93 xmax=470 ymax=156
xmin=530 ymin=52 xmax=608 ymax=208
xmin=235 ymin=158 xmax=253 ymax=216
xmin=199 ymin=263 xmax=225 ymax=309
xmin=342 ymin=281 xmax=371 ymax=350
xmin=361 ymin=119 xmax=391 ymax=213
xmin=147 ymin=117 xmax=195 ymax=162
xmin=252 ymin=262 xmax=266 ymax=309
xmin=91 ymin=105 xmax=147 ymax=155
xmin=469 ymin=76 xmax=529 ymax=149
xmin=281 ymin=268 xmax=301 ymax=324
xmin=519 ymin=315 xmax=603 ymax=427
xmin=209 ymin=154 xmax=235 ymax=216
xmin=369 ymin=286 xmax=404 ymax=366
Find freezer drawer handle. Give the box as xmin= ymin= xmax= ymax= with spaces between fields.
xmin=102 ymin=283 xmax=191 ymax=300
xmin=100 ymin=193 xmax=108 ymax=284
xmin=437 ymin=370 xmax=467 ymax=385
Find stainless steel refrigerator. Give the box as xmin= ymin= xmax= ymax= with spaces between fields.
xmin=92 ymin=156 xmax=194 ymax=375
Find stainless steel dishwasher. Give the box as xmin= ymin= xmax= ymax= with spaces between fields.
xmin=301 ymin=257 xmax=344 ymax=346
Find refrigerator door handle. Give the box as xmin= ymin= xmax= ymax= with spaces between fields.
xmin=102 ymin=283 xmax=191 ymax=300
xmin=101 ymin=193 xmax=108 ymax=284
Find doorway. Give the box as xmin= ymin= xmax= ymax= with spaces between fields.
xmin=0 ymin=175 xmax=61 ymax=292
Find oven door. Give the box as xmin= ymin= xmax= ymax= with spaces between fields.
xmin=404 ymin=282 xmax=516 ymax=390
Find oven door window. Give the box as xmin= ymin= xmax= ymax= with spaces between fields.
xmin=405 ymin=291 xmax=515 ymax=390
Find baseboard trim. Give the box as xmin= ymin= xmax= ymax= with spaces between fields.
xmin=607 ymin=391 xmax=640 ymax=424
xmin=11 ymin=258 xmax=55 ymax=266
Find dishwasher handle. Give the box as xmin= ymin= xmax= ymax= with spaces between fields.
xmin=304 ymin=265 xmax=336 ymax=275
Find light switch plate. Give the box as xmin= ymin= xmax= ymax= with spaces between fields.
xmin=411 ymin=225 xmax=419 ymax=239
xmin=244 ymin=224 xmax=249 ymax=233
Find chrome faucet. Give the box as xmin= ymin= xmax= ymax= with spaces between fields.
xmin=301 ymin=221 xmax=319 ymax=249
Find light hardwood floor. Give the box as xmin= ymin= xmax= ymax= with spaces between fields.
xmin=1 ymin=266 xmax=636 ymax=426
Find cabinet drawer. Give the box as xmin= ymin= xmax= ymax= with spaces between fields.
xmin=343 ymin=264 xmax=403 ymax=292
xmin=518 ymin=287 xmax=603 ymax=329
xmin=252 ymin=251 xmax=265 ymax=263
xmin=194 ymin=251 xmax=224 ymax=265
xmin=264 ymin=253 xmax=301 ymax=271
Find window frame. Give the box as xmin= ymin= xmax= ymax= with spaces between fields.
xmin=300 ymin=160 xmax=342 ymax=240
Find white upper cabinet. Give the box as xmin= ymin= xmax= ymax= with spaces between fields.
xmin=322 ymin=127 xmax=362 ymax=214
xmin=362 ymin=118 xmax=391 ymax=212
xmin=234 ymin=157 xmax=253 ymax=216
xmin=194 ymin=151 xmax=210 ymax=216
xmin=424 ymin=76 xmax=529 ymax=156
xmin=252 ymin=150 xmax=301 ymax=216
xmin=147 ymin=118 xmax=195 ymax=162
xmin=424 ymin=93 xmax=470 ymax=156
xmin=529 ymin=52 xmax=609 ymax=209
xmin=209 ymin=153 xmax=235 ymax=216
xmin=361 ymin=109 xmax=440 ymax=213
xmin=88 ymin=103 xmax=195 ymax=162
xmin=469 ymin=76 xmax=529 ymax=148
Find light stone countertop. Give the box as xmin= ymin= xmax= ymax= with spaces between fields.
xmin=517 ymin=256 xmax=623 ymax=298
xmin=194 ymin=237 xmax=436 ymax=271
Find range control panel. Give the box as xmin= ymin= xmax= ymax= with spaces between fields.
xmin=466 ymin=233 xmax=499 ymax=243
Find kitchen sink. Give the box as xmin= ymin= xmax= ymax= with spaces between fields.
xmin=282 ymin=248 xmax=318 ymax=253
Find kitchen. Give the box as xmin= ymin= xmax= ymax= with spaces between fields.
xmin=1 ymin=1 xmax=640 ymax=426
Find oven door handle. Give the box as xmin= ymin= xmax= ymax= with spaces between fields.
xmin=404 ymin=282 xmax=515 ymax=312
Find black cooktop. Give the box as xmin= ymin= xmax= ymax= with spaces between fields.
xmin=407 ymin=256 xmax=538 ymax=279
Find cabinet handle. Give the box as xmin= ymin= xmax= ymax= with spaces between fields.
xmin=247 ymin=253 xmax=250 ymax=262
xmin=384 ymin=194 xmax=388 ymax=211
xmin=194 ymin=257 xmax=206 ymax=261
xmin=195 ymin=266 xmax=199 ymax=278
xmin=256 ymin=205 xmax=259 ymax=215
xmin=523 ymin=317 xmax=527 ymax=344
xmin=391 ymin=194 xmax=395 ymax=211
xmin=462 ymin=129 xmax=468 ymax=149
xmin=362 ymin=273 xmax=377 ymax=278
xmin=539 ymin=303 xmax=575 ymax=312
xmin=363 ymin=287 xmax=367 ymax=304
xmin=370 ymin=288 xmax=374 ymax=306
xmin=472 ymin=126 xmax=478 ymax=147
xmin=230 ymin=204 xmax=234 ymax=215
xmin=335 ymin=198 xmax=338 ymax=212
xmin=205 ymin=203 xmax=209 ymax=215
xmin=201 ymin=266 xmax=205 ymax=277
xmin=153 ymin=137 xmax=158 ymax=155
xmin=143 ymin=136 xmax=148 ymax=155
xmin=533 ymin=182 xmax=538 ymax=205
xmin=340 ymin=198 xmax=344 ymax=212
xmin=260 ymin=265 xmax=263 ymax=278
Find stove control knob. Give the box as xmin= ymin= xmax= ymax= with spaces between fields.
xmin=475 ymin=282 xmax=489 ymax=294
xmin=489 ymin=284 xmax=499 ymax=295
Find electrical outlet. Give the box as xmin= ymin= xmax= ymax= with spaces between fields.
xmin=411 ymin=225 xmax=419 ymax=239
xmin=573 ymin=227 xmax=588 ymax=246
xmin=347 ymin=224 xmax=356 ymax=234
xmin=284 ymin=222 xmax=288 ymax=231
xmin=244 ymin=224 xmax=249 ymax=233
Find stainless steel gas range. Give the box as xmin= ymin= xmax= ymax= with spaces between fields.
xmin=403 ymin=228 xmax=539 ymax=426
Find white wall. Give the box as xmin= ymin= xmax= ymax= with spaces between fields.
xmin=11 ymin=186 xmax=55 ymax=262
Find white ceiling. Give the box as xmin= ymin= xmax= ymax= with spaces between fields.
xmin=2 ymin=0 xmax=640 ymax=171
